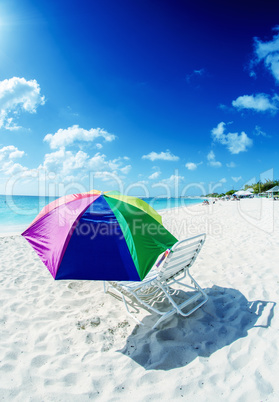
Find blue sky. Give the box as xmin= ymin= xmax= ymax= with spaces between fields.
xmin=0 ymin=0 xmax=279 ymax=196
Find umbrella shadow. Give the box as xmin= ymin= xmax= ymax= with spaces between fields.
xmin=118 ymin=285 xmax=276 ymax=370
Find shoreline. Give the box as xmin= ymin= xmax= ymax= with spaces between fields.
xmin=0 ymin=198 xmax=206 ymax=237
xmin=0 ymin=226 xmax=27 ymax=237
xmin=0 ymin=197 xmax=275 ymax=237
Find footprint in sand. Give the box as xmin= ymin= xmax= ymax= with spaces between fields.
xmin=0 ymin=363 xmax=14 ymax=372
xmin=63 ymin=372 xmax=77 ymax=387
xmin=68 ymin=282 xmax=80 ymax=290
xmin=76 ymin=317 xmax=101 ymax=330
xmin=31 ymin=354 xmax=49 ymax=368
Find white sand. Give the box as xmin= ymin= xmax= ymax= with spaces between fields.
xmin=0 ymin=198 xmax=279 ymax=401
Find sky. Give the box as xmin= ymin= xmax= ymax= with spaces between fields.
xmin=0 ymin=0 xmax=279 ymax=197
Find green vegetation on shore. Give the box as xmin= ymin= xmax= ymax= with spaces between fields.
xmin=205 ymin=180 xmax=279 ymax=198
xmin=243 ymin=180 xmax=279 ymax=194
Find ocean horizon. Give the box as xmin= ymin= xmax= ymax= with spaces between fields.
xmin=0 ymin=194 xmax=205 ymax=233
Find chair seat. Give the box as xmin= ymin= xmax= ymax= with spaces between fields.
xmin=104 ymin=234 xmax=208 ymax=329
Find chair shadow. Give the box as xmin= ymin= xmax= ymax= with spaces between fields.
xmin=118 ymin=285 xmax=276 ymax=371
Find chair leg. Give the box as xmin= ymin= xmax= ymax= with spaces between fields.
xmin=104 ymin=271 xmax=208 ymax=330
xmin=120 ymin=293 xmax=143 ymax=326
xmin=152 ymin=308 xmax=178 ymax=329
xmin=187 ymin=271 xmax=208 ymax=301
xmin=152 ymin=272 xmax=208 ymax=326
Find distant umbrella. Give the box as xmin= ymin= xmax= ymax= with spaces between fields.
xmin=233 ymin=190 xmax=253 ymax=197
xmin=266 ymin=185 xmax=279 ymax=194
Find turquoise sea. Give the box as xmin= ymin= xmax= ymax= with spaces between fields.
xmin=0 ymin=194 xmax=205 ymax=233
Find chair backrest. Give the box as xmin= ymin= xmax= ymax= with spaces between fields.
xmin=158 ymin=234 xmax=206 ymax=281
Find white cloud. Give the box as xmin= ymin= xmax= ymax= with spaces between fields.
xmin=207 ymin=150 xmax=222 ymax=168
xmin=207 ymin=150 xmax=215 ymax=161
xmin=252 ymin=28 xmax=279 ymax=83
xmin=0 ymin=77 xmax=45 ymax=130
xmin=211 ymin=122 xmax=253 ymax=154
xmin=86 ymin=153 xmax=111 ymax=171
xmin=120 ymin=165 xmax=132 ymax=175
xmin=232 ymin=94 xmax=278 ymax=112
xmin=211 ymin=123 xmax=227 ymax=145
xmin=142 ymin=150 xmax=179 ymax=162
xmin=232 ymin=176 xmax=242 ymax=183
xmin=185 ymin=161 xmax=203 ymax=171
xmin=254 ymin=125 xmax=269 ymax=137
xmin=194 ymin=68 xmax=205 ymax=75
xmin=209 ymin=160 xmax=222 ymax=168
xmin=0 ymin=145 xmax=30 ymax=176
xmin=186 ymin=68 xmax=206 ymax=83
xmin=42 ymin=148 xmax=89 ymax=176
xmin=92 ymin=171 xmax=120 ymax=182
xmin=219 ymin=103 xmax=230 ymax=111
xmin=149 ymin=171 xmax=161 ymax=179
xmin=160 ymin=174 xmax=184 ymax=185
xmin=185 ymin=162 xmax=197 ymax=171
xmin=44 ymin=125 xmax=116 ymax=149
xmin=4 ymin=118 xmax=22 ymax=131
xmin=38 ymin=150 xmax=132 ymax=183
xmin=85 ymin=153 xmax=130 ymax=175
xmin=226 ymin=162 xmax=236 ymax=168
xmin=0 ymin=145 xmax=25 ymax=161
xmin=0 ymin=144 xmax=130 ymax=185
xmin=1 ymin=161 xmax=28 ymax=176
xmin=219 ymin=178 xmax=227 ymax=183
xmin=227 ymin=132 xmax=252 ymax=154
xmin=137 ymin=180 xmax=149 ymax=185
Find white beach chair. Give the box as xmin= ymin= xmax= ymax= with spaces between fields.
xmin=104 ymin=234 xmax=208 ymax=329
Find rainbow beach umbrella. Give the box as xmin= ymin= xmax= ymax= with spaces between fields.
xmin=22 ymin=190 xmax=177 ymax=281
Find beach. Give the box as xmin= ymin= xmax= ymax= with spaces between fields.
xmin=0 ymin=198 xmax=279 ymax=401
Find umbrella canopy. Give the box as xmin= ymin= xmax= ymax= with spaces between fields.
xmin=22 ymin=190 xmax=177 ymax=281
xmin=266 ymin=185 xmax=279 ymax=193
xmin=233 ymin=190 xmax=252 ymax=196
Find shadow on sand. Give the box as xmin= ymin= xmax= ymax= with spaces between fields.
xmin=119 ymin=285 xmax=276 ymax=370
